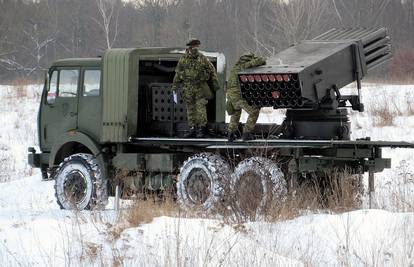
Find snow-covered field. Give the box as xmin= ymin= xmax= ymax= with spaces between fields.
xmin=0 ymin=83 xmax=413 ymax=266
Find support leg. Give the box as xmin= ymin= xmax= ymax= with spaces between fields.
xmin=368 ymin=169 xmax=375 ymax=209
xmin=114 ymin=185 xmax=120 ymax=211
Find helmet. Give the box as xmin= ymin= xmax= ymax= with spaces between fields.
xmin=186 ymin=38 xmax=201 ymax=47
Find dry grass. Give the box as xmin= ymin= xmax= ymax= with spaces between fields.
xmin=106 ymin=195 xmax=180 ymax=242
xmin=368 ymin=93 xmax=414 ymax=127
xmin=407 ymin=98 xmax=414 ymax=116
xmin=80 ymin=242 xmax=103 ymax=265
xmin=125 ymin=196 xmax=178 ymax=227
xmin=369 ymin=99 xmax=396 ymax=127
xmin=265 ymin=171 xmax=362 ymax=222
xmin=211 ymin=163 xmax=363 ymax=224
xmin=12 ymin=79 xmax=28 ymax=98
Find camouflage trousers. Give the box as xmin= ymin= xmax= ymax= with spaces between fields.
xmin=227 ymin=88 xmax=260 ymax=133
xmin=183 ymin=86 xmax=208 ymax=127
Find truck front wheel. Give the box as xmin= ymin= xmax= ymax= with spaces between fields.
xmin=54 ymin=153 xmax=108 ymax=210
xmin=177 ymin=153 xmax=230 ymax=210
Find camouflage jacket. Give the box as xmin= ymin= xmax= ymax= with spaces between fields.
xmin=171 ymin=49 xmax=220 ymax=98
xmin=227 ymin=56 xmax=266 ymax=94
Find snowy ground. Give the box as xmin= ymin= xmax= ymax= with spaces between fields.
xmin=0 ymin=83 xmax=413 ymax=266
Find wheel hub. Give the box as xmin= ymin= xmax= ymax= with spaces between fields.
xmin=63 ymin=170 xmax=88 ymax=205
xmin=185 ymin=168 xmax=211 ymax=204
xmin=236 ymin=170 xmax=264 ymax=215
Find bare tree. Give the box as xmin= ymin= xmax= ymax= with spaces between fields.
xmin=0 ymin=0 xmax=412 ymax=80
xmin=264 ymin=0 xmax=331 ymax=49
xmin=92 ymin=0 xmax=120 ymax=49
xmin=331 ymin=0 xmax=392 ymax=26
xmin=0 ymin=21 xmax=56 ymax=76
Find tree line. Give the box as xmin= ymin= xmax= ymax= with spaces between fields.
xmin=0 ymin=0 xmax=413 ymax=81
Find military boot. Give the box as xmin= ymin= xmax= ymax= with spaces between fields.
xmin=242 ymin=132 xmax=255 ymax=141
xmin=196 ymin=126 xmax=208 ymax=138
xmin=184 ymin=127 xmax=197 ymax=138
xmin=227 ymin=132 xmax=238 ymax=142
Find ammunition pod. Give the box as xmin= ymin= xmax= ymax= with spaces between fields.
xmin=258 ymin=84 xmax=265 ymax=91
xmin=265 ymin=83 xmax=272 ymax=90
xmin=275 ymin=99 xmax=281 ymax=107
xmin=288 ymin=91 xmax=296 ymax=99
xmin=293 ymin=83 xmax=300 ymax=90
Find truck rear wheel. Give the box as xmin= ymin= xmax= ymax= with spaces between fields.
xmin=54 ymin=153 xmax=108 ymax=210
xmin=177 ymin=153 xmax=230 ymax=210
xmin=231 ymin=157 xmax=287 ymax=219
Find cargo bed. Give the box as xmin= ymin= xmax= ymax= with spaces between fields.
xmin=129 ymin=136 xmax=414 ymax=149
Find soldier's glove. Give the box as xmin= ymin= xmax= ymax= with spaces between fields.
xmin=173 ymin=91 xmax=178 ymax=104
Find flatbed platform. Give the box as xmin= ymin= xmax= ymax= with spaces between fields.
xmin=129 ymin=137 xmax=414 ymax=149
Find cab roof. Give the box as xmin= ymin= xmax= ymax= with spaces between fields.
xmin=50 ymin=47 xmax=224 ymax=68
xmin=51 ymin=58 xmax=102 ymax=67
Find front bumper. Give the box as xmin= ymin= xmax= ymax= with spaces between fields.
xmin=28 ymin=148 xmax=49 ymax=168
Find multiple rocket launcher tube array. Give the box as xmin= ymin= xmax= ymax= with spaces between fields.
xmin=239 ymin=73 xmax=303 ymax=108
xmin=238 ymin=28 xmax=392 ymax=110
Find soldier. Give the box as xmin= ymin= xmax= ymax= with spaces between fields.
xmin=172 ymin=39 xmax=220 ymax=138
xmin=226 ymin=53 xmax=266 ymax=141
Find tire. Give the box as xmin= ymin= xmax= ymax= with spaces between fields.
xmin=177 ymin=153 xmax=230 ymax=210
xmin=231 ymin=157 xmax=287 ymax=218
xmin=54 ymin=153 xmax=108 ymax=210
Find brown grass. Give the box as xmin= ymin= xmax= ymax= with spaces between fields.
xmin=107 ymin=195 xmax=180 ymax=242
xmin=212 ymin=164 xmax=362 ymax=224
xmin=264 ymin=171 xmax=362 ymax=222
xmin=407 ymin=98 xmax=414 ymax=116
xmin=12 ymin=79 xmax=28 ymax=98
xmin=80 ymin=242 xmax=103 ymax=265
xmin=125 ymin=196 xmax=178 ymax=227
xmin=369 ymin=98 xmax=396 ymax=127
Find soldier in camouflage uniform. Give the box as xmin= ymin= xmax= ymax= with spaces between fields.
xmin=227 ymin=53 xmax=266 ymax=141
xmin=172 ymin=39 xmax=220 ymax=138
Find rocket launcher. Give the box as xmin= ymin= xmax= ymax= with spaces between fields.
xmin=238 ymin=28 xmax=392 ymax=111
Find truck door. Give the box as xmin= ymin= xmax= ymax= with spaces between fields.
xmin=77 ymin=68 xmax=102 ymax=140
xmin=40 ymin=68 xmax=80 ymax=151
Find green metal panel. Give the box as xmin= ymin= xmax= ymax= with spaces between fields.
xmin=112 ymin=153 xmax=145 ymax=170
xmin=101 ymin=48 xmax=226 ymax=142
xmin=138 ymin=49 xmax=227 ymax=123
xmin=216 ymin=62 xmax=226 ymax=123
xmin=52 ymin=58 xmax=101 ymax=68
xmin=102 ymin=49 xmax=139 ymax=142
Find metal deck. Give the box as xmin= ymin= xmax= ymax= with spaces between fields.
xmin=129 ymin=137 xmax=414 ymax=149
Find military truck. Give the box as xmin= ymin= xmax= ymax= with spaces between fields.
xmin=28 ymin=29 xmax=414 ymax=212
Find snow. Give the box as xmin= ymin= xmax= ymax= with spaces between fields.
xmin=0 ymin=82 xmax=414 ymax=266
